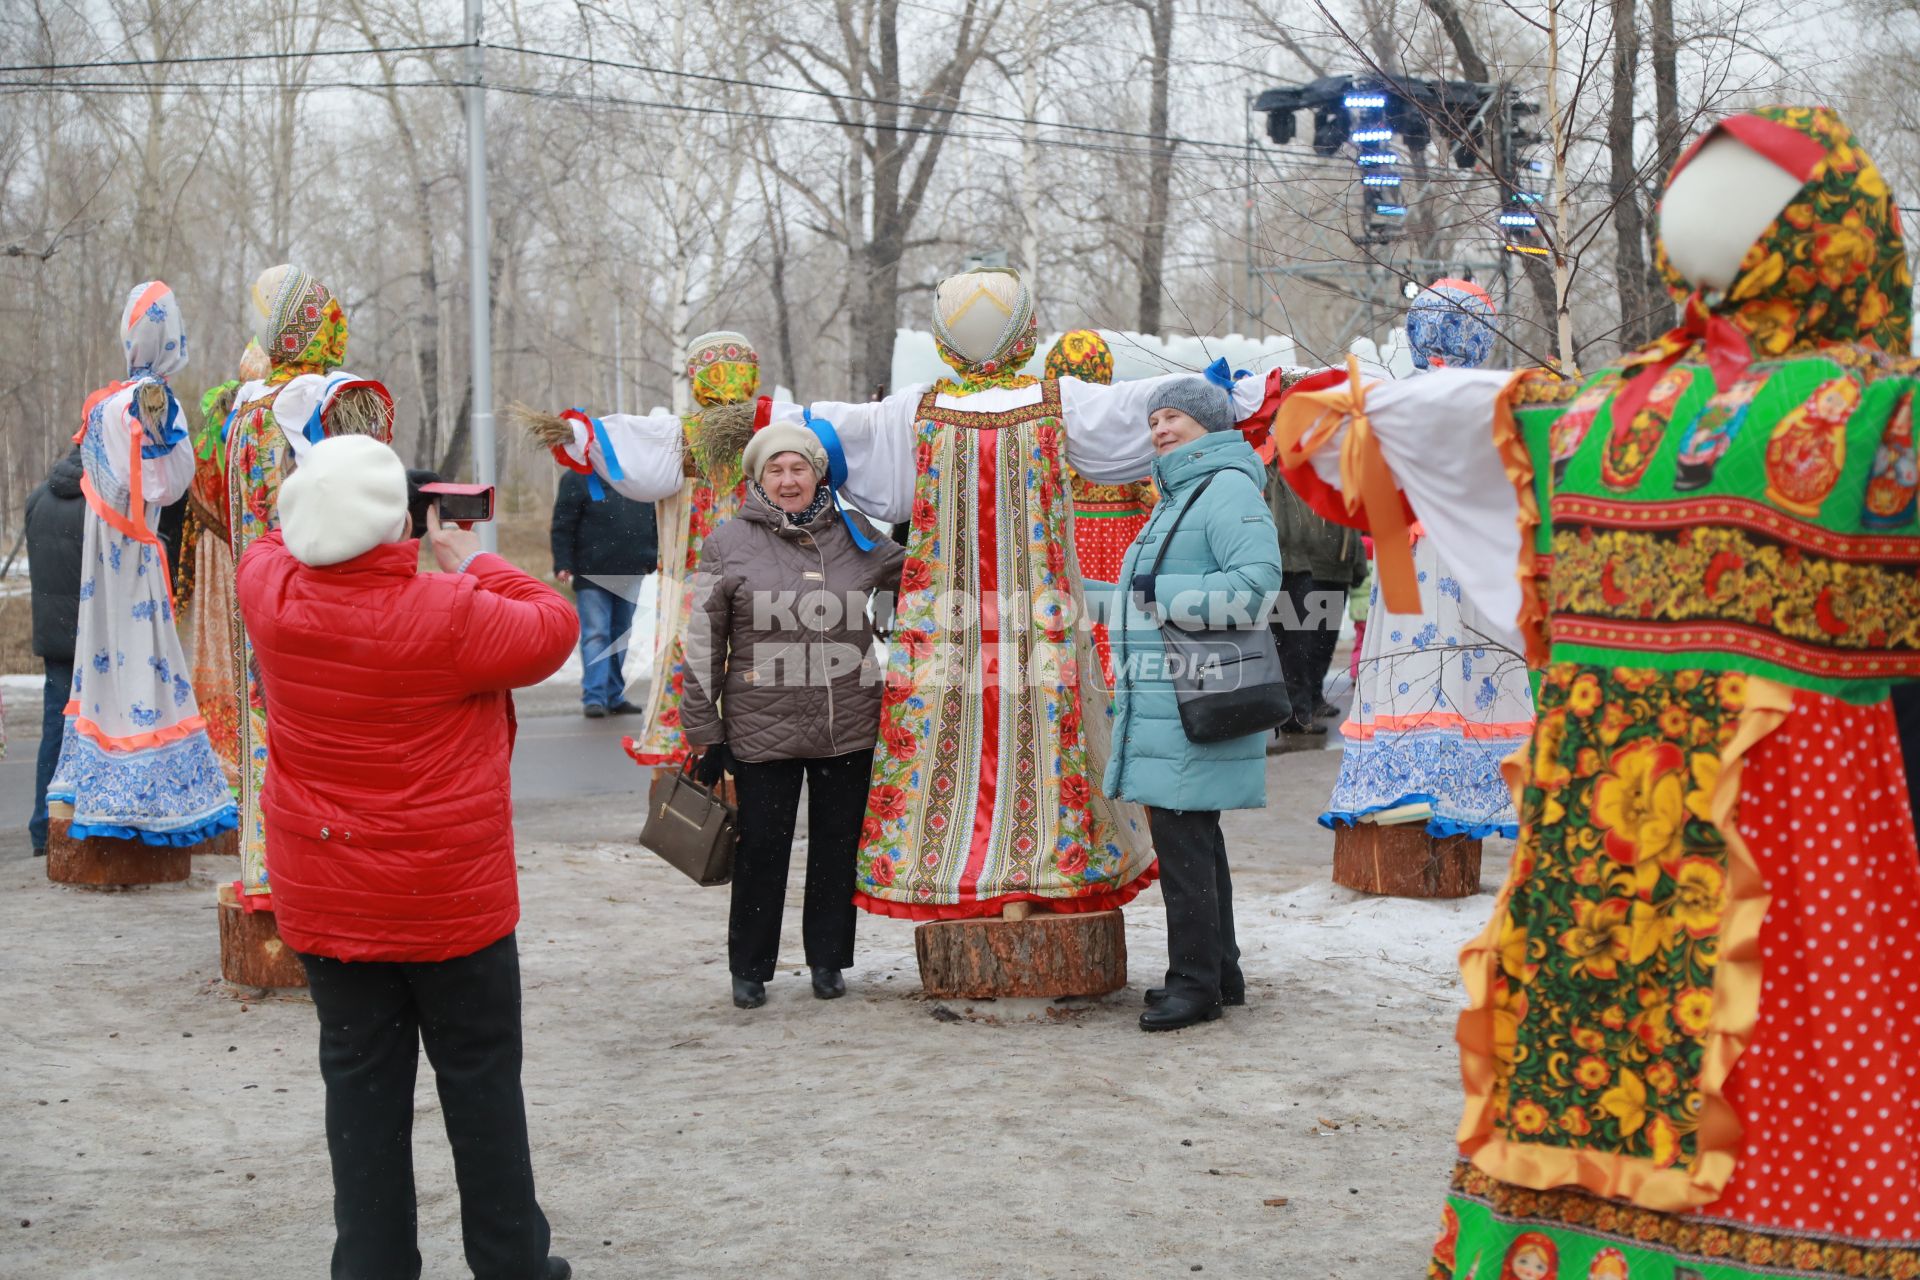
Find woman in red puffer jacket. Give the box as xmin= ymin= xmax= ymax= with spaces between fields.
xmin=236 ymin=433 xmax=577 ymax=1280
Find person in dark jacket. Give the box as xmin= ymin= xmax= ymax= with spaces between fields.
xmin=237 ymin=435 xmax=577 ymax=1280
xmin=550 ymin=468 xmax=658 ymax=717
xmin=681 ymin=420 xmax=905 ymax=1010
xmin=25 ymin=449 xmax=85 ymax=854
xmin=1268 ymin=477 xmax=1366 ymax=735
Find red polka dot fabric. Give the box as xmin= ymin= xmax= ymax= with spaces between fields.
xmin=1710 ymin=690 xmax=1920 ymax=1240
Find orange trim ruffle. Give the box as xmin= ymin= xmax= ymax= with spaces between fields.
xmin=1490 ymin=370 xmax=1550 ymax=667
xmin=1452 ymin=676 xmax=1785 ymax=1213
xmin=63 ymin=705 xmax=212 ymax=751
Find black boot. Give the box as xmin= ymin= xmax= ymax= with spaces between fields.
xmin=732 ymin=976 xmax=767 ymax=1009
xmin=1145 ymin=986 xmax=1245 ymax=1008
xmin=810 ymin=966 xmax=846 ymax=1000
xmin=1140 ymin=997 xmax=1224 ymax=1032
xmin=543 ymin=1259 xmax=573 ymax=1280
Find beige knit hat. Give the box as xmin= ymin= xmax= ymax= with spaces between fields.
xmin=742 ymin=420 xmax=828 ymax=483
xmin=276 ymin=435 xmax=411 ymax=567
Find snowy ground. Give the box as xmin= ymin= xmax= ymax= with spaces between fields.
xmin=0 ymin=686 xmax=1505 ymax=1279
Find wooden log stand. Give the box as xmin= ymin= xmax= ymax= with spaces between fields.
xmin=1331 ymin=821 xmax=1482 ymax=899
xmin=45 ymin=815 xmax=191 ymax=887
xmin=915 ymin=907 xmax=1127 ymax=1000
xmin=217 ymin=882 xmax=309 ymax=990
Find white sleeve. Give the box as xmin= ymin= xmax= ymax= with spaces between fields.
xmin=143 ymin=433 xmax=197 ymax=507
xmin=1288 ymin=368 xmax=1523 ymax=647
xmin=788 ymin=394 xmax=921 ymax=522
xmin=1058 ymin=372 xmax=1289 ymax=483
xmin=97 ymin=383 xmax=196 ymax=509
xmin=574 ymin=411 xmax=688 ymax=503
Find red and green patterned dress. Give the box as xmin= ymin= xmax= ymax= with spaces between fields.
xmin=1285 ymin=106 xmax=1920 ymax=1280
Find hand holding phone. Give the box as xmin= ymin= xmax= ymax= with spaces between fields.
xmin=427 ymin=505 xmax=483 ymax=574
xmin=419 ymin=482 xmax=495 ymax=527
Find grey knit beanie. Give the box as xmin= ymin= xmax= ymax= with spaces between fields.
xmin=1146 ymin=376 xmax=1236 ymax=433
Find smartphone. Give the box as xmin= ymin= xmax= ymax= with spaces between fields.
xmin=420 ymin=482 xmax=495 ymax=525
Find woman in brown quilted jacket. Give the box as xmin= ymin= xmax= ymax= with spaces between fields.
xmin=681 ymin=421 xmax=906 ymax=1009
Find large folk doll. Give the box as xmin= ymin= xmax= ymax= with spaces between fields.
xmin=1275 ymin=107 xmax=1920 ymax=1278
xmin=175 ymin=339 xmax=268 ymax=787
xmin=47 ymin=282 xmax=237 ymax=847
xmin=1045 ymin=328 xmax=1158 ymax=685
xmin=1045 ymin=329 xmax=1158 ymax=580
xmin=548 ymin=269 xmax=1292 ymax=920
xmin=227 ymin=266 xmax=394 ymax=900
xmin=527 ymin=332 xmax=761 ymax=769
xmin=1319 ymin=281 xmax=1535 ymax=840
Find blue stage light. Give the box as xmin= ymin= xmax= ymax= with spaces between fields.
xmin=1351 ymin=127 xmax=1394 ymax=143
xmin=1344 ymin=93 xmax=1389 ymax=109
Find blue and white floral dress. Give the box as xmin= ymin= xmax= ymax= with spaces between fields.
xmin=47 ymin=282 xmax=238 ymax=846
xmin=1320 ymin=534 xmax=1534 ymax=839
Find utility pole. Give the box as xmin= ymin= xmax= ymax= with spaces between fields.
xmin=464 ymin=0 xmax=497 ymax=551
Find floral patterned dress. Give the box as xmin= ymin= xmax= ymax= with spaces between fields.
xmin=1285 ymin=107 xmax=1920 ymax=1280
xmin=226 ymin=268 xmax=366 ymax=897
xmin=48 ymin=282 xmax=236 ymax=846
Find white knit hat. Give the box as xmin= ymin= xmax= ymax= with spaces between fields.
xmin=742 ymin=419 xmax=829 ymax=483
xmin=276 ymin=434 xmax=411 ymax=567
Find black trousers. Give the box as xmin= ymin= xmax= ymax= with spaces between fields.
xmin=298 ymin=933 xmax=551 ymax=1280
xmin=1273 ymin=571 xmax=1344 ymax=723
xmin=728 ymin=748 xmax=873 ymax=982
xmin=1148 ymin=807 xmax=1243 ymax=1004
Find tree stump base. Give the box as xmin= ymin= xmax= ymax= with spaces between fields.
xmin=218 ymin=882 xmax=308 ymax=990
xmin=205 ymin=826 xmax=240 ymax=858
xmin=915 ymin=909 xmax=1127 ymax=1000
xmin=46 ymin=817 xmax=191 ymax=887
xmin=1332 ymin=821 xmax=1482 ymax=899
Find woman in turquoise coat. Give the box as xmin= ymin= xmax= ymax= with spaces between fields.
xmin=1103 ymin=376 xmax=1284 ymax=1032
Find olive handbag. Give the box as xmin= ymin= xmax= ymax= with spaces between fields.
xmin=639 ymin=758 xmax=737 ymax=886
xmin=1136 ymin=470 xmax=1294 ymax=744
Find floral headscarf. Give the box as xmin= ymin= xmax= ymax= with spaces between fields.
xmin=1406 ymin=277 xmax=1498 ymax=369
xmin=685 ymin=330 xmax=760 ymax=408
xmin=254 ymin=264 xmax=348 ymax=379
xmin=120 ymin=280 xmax=189 ymax=380
xmin=932 ymin=267 xmax=1039 ymax=390
xmin=1043 ymin=329 xmax=1114 ymax=384
xmin=1651 ymin=105 xmax=1911 ymax=357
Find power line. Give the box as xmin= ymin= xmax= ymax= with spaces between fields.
xmin=0 ymin=42 xmax=464 ymax=75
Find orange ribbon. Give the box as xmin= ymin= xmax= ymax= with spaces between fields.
xmin=77 ymin=388 xmax=173 ymax=601
xmin=1270 ymin=355 xmax=1421 ymax=614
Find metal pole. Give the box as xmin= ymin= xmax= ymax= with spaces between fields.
xmin=613 ymin=303 xmax=625 ymax=415
xmin=465 ymin=0 xmax=497 ymax=552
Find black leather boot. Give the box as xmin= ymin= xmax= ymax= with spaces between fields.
xmin=1145 ymin=986 xmax=1245 ymax=1008
xmin=810 ymin=966 xmax=846 ymax=1000
xmin=542 ymin=1259 xmax=573 ymax=1280
xmin=732 ymin=976 xmax=767 ymax=1009
xmin=1139 ymin=996 xmax=1224 ymax=1032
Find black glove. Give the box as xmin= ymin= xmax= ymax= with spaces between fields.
xmin=1130 ymin=572 xmax=1158 ymax=607
xmin=693 ymin=743 xmax=734 ymax=787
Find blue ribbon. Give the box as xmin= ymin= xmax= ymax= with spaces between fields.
xmin=1201 ymin=356 xmax=1249 ymax=392
xmin=801 ymin=408 xmax=880 ymax=553
xmin=572 ymin=407 xmax=625 ymax=501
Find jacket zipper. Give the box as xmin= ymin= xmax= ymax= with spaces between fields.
xmin=798 ymin=526 xmax=836 ymax=756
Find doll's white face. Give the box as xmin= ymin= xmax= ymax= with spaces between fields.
xmin=936 ymin=271 xmax=1024 ymax=363
xmin=1658 ymin=135 xmax=1802 ymax=292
